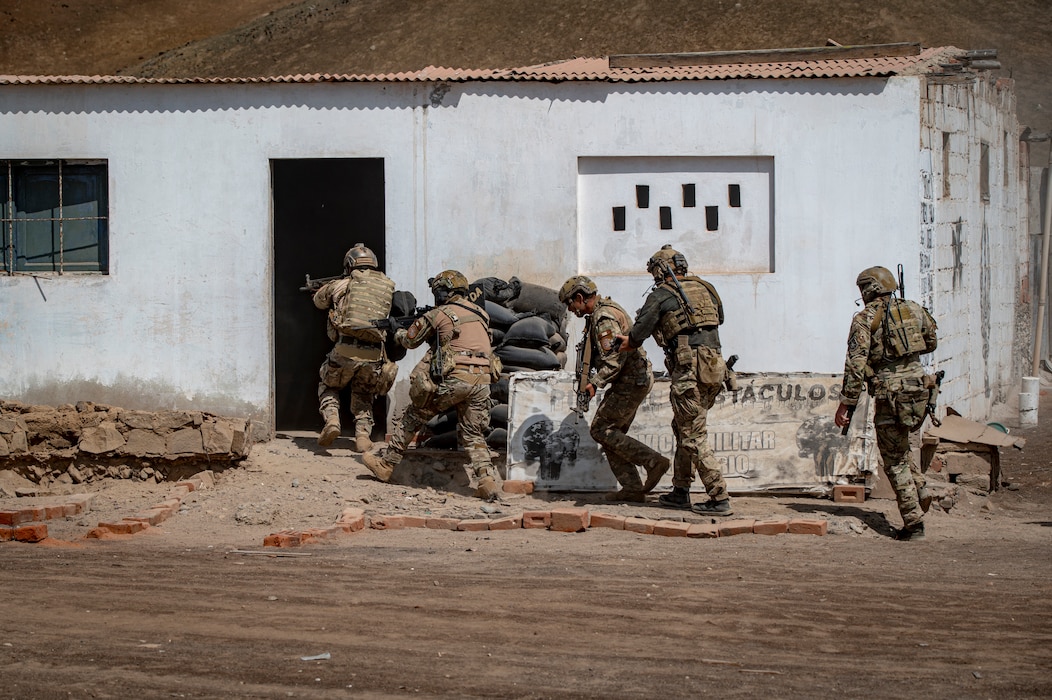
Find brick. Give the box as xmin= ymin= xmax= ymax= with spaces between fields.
xmin=264 ymin=531 xmax=302 ymax=547
xmin=753 ymin=519 xmax=790 ymax=535
xmin=502 ymin=480 xmax=535 ymax=494
xmin=371 ymin=515 xmax=405 ymax=530
xmin=174 ymin=480 xmax=197 ymax=493
xmin=301 ymin=527 xmax=341 ymax=544
xmin=20 ymin=507 xmax=46 ymax=523
xmin=425 ymin=517 xmax=460 ymax=530
xmin=159 ymin=498 xmax=182 ymax=511
xmin=718 ymin=519 xmax=756 ymax=537
xmin=44 ymin=504 xmax=67 ymax=520
xmin=62 ymin=503 xmax=82 ymax=517
xmin=457 ymin=519 xmax=491 ymax=531
xmin=549 ymin=508 xmax=590 ymax=533
xmin=588 ymin=512 xmax=626 ymax=530
xmin=624 ymin=517 xmax=656 ymax=534
xmin=0 ymin=526 xmax=12 ymax=541
xmin=686 ymin=522 xmax=720 ymax=538
xmin=401 ymin=516 xmax=428 ymax=528
xmin=788 ymin=518 xmax=828 ymax=536
xmin=521 ymin=511 xmax=551 ymax=529
xmin=337 ymin=507 xmax=365 ymax=522
xmin=488 ymin=515 xmax=522 ymax=530
xmin=336 ymin=509 xmax=367 ymax=532
xmin=169 ymin=485 xmax=192 ymax=499
xmin=0 ymin=510 xmax=27 ymax=526
xmin=13 ymin=522 xmax=48 ymax=542
xmin=653 ymin=520 xmax=691 ymax=537
xmin=94 ymin=520 xmax=148 ymax=535
xmin=125 ymin=508 xmax=171 ymax=526
xmin=833 ymin=484 xmax=866 ymax=503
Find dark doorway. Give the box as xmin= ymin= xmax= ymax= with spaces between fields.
xmin=272 ymin=158 xmax=386 ymax=432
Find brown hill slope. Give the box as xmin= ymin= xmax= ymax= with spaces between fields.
xmin=1 ymin=0 xmax=1049 ymax=132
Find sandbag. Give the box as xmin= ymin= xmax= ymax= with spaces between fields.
xmin=495 ymin=344 xmax=561 ymax=371
xmin=501 ymin=316 xmax=556 ymax=349
xmin=490 ymin=328 xmax=506 ymax=346
xmin=490 ymin=403 xmax=509 ymax=428
xmin=485 ymin=300 xmax=520 ymax=330
xmin=548 ymin=332 xmax=567 ymax=353
xmin=425 ymin=409 xmax=458 ymax=435
xmin=422 ymin=431 xmax=459 ymax=450
xmin=506 ymin=281 xmax=566 ymax=329
xmin=486 ymin=428 xmax=507 ymax=449
xmin=490 ymin=376 xmax=509 ymax=404
xmin=390 ymin=290 xmax=419 ymax=318
xmin=472 ymin=276 xmax=522 ymax=305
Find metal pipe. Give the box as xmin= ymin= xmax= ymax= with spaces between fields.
xmin=1034 ymin=142 xmax=1052 ymax=376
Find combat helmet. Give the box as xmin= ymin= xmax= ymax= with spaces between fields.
xmin=558 ymin=275 xmax=598 ymax=305
xmin=344 ymin=243 xmax=379 ymax=271
xmin=647 ymin=244 xmax=689 ymax=282
xmin=856 ymin=266 xmax=897 ymax=303
xmin=429 ymin=270 xmax=469 ymax=294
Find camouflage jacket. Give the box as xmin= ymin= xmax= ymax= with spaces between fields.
xmin=587 ymin=297 xmax=651 ymax=389
xmin=840 ymin=295 xmax=937 ymax=406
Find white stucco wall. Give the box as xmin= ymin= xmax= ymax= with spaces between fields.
xmin=0 ymin=73 xmax=1022 ymax=426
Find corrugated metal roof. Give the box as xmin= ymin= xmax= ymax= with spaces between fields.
xmin=0 ymin=46 xmax=967 ymax=86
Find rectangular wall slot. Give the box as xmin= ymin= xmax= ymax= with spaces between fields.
xmin=612 ymin=206 xmax=626 ymax=231
xmin=682 ymin=183 xmax=696 ymax=207
xmin=728 ymin=184 xmax=741 ymax=207
xmin=636 ymin=185 xmax=650 ymax=208
xmin=705 ymin=205 xmax=719 ymax=231
xmin=659 ymin=206 xmax=672 ymax=230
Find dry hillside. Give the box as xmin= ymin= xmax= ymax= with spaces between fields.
xmin=1 ymin=0 xmax=1050 ymax=135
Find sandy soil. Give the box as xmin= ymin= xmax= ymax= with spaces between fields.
xmin=0 ymin=386 xmax=1050 ymax=697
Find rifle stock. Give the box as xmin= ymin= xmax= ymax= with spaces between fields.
xmin=573 ymin=321 xmax=594 ymax=416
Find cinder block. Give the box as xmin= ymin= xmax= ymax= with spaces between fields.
xmin=788 ymin=518 xmax=828 ymax=536
xmin=488 ymin=515 xmax=522 ymax=530
xmin=588 ymin=513 xmax=626 ymax=530
xmin=718 ymin=519 xmax=756 ymax=537
xmin=653 ymin=520 xmax=691 ymax=537
xmin=549 ymin=508 xmax=590 ymax=533
xmin=833 ymin=485 xmax=866 ymax=503
xmin=521 ymin=511 xmax=551 ymax=529
xmin=371 ymin=515 xmax=405 ymax=530
xmin=686 ymin=523 xmax=720 ymax=538
xmin=502 ymin=480 xmax=535 ymax=494
xmin=425 ymin=517 xmax=460 ymax=530
xmin=457 ymin=519 xmax=490 ymax=532
xmin=13 ymin=522 xmax=48 ymax=542
xmin=752 ymin=519 xmax=790 ymax=535
xmin=624 ymin=517 xmax=656 ymax=534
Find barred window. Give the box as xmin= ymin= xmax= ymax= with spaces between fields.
xmin=1 ymin=160 xmax=109 ymax=273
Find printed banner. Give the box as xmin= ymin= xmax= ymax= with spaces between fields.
xmin=506 ymin=371 xmax=877 ymax=494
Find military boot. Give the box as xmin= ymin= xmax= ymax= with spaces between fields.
xmin=318 ymin=418 xmax=341 ymax=447
xmin=691 ymin=498 xmax=733 ymax=516
xmin=361 ymin=451 xmax=394 ymax=482
xmin=641 ymin=456 xmax=671 ymax=493
xmin=657 ymin=486 xmax=691 ymax=510
xmin=896 ymin=521 xmax=925 ymax=541
xmin=354 ymin=434 xmax=373 ymax=453
xmin=604 ymin=488 xmax=646 ymax=503
xmin=475 ymin=476 xmax=501 ymax=501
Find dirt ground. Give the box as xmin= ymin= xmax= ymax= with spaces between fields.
xmin=1 ymin=385 xmax=1050 ymax=698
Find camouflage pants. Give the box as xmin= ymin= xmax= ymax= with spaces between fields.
xmin=384 ymin=373 xmax=494 ymax=480
xmin=318 ymin=348 xmax=397 ymax=439
xmin=668 ymin=349 xmax=728 ymax=499
xmin=874 ymin=396 xmax=926 ymax=528
xmin=590 ymin=373 xmax=664 ymax=490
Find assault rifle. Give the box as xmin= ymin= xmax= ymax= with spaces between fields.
xmin=299 ymin=273 xmax=344 ymax=293
xmin=351 ymin=306 xmax=435 ymax=333
xmin=925 ymin=369 xmax=945 ymax=427
xmin=657 ymin=259 xmax=697 ymax=319
xmin=572 ymin=320 xmax=594 ymax=417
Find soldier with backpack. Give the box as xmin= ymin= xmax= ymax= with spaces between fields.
xmin=834 ymin=266 xmax=938 ymax=541
xmin=311 ymin=243 xmax=398 ymax=452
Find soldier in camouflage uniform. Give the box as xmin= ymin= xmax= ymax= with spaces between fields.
xmin=312 ymin=243 xmax=398 ymax=452
xmin=559 ymin=275 xmax=670 ymax=502
xmin=835 ymin=266 xmax=938 ymax=541
xmin=363 ymin=270 xmax=501 ymax=501
xmin=616 ymin=245 xmax=733 ymax=516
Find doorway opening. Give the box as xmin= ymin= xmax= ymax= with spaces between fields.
xmin=272 ymin=158 xmax=386 ymax=433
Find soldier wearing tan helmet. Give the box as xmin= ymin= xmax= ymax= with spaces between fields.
xmin=311 ymin=243 xmax=397 ymax=452
xmin=835 ymin=265 xmax=938 ymax=541
xmin=559 ymin=275 xmax=669 ymax=501
xmin=364 ymin=270 xmax=502 ymax=501
xmin=616 ymin=244 xmax=734 ymax=515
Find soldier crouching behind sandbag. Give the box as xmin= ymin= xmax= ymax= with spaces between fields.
xmin=363 ymin=270 xmax=503 ymax=501
xmin=312 ymin=243 xmax=398 ymax=452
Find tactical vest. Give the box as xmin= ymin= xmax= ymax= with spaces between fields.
xmin=436 ymin=300 xmax=493 ymax=370
xmin=330 ymin=269 xmax=395 ymax=343
xmin=655 ymin=275 xmax=720 ymax=343
xmin=872 ymin=297 xmax=934 ymax=360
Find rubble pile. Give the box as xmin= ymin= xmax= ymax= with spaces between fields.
xmin=0 ymin=400 xmax=252 ymax=486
